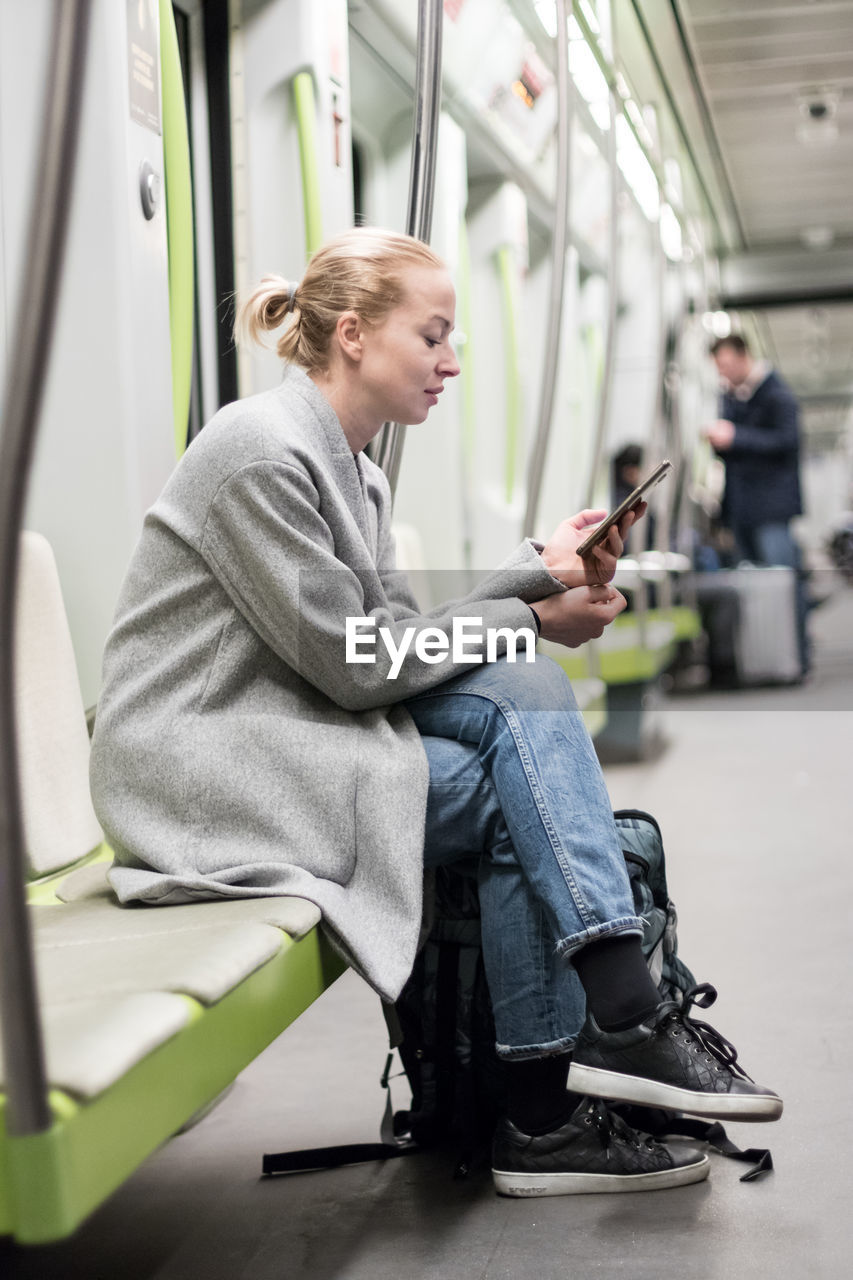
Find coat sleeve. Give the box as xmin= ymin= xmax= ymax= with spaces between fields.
xmin=726 ymin=387 xmax=800 ymax=458
xmin=372 ymin=486 xmax=563 ymax=621
xmin=200 ymin=459 xmax=565 ymax=711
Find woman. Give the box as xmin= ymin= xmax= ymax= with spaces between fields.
xmin=90 ymin=228 xmax=780 ymax=1198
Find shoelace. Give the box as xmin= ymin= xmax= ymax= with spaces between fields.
xmin=587 ymin=1098 xmax=658 ymax=1151
xmin=657 ymin=982 xmax=754 ymax=1081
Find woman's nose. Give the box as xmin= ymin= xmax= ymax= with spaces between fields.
xmin=439 ymin=346 xmax=461 ymax=378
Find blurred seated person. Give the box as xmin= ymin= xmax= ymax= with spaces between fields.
xmin=611 ymin=444 xmax=656 ymax=555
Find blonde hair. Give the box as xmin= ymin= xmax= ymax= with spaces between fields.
xmin=235 ymin=227 xmax=447 ymax=373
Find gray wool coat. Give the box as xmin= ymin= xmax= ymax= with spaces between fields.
xmin=89 ymin=365 xmax=564 ymax=1001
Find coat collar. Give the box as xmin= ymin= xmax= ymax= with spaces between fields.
xmin=277 ymin=364 xmax=373 ymax=546
xmin=732 ymin=359 xmax=772 ymax=402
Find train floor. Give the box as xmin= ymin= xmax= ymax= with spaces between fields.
xmin=6 ymin=585 xmax=853 ymax=1279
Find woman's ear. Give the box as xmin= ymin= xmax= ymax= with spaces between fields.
xmin=335 ymin=311 xmax=364 ymax=363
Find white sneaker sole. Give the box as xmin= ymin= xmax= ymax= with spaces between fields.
xmin=492 ymin=1153 xmax=710 ymax=1197
xmin=568 ymin=1063 xmax=783 ymax=1122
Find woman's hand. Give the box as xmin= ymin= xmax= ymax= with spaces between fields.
xmin=540 ymin=504 xmax=646 ymax=588
xmin=531 ymin=583 xmax=628 ymax=648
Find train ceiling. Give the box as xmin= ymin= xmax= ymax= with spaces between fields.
xmin=629 ymin=0 xmax=853 ymax=442
xmin=347 ymin=2 xmax=851 ymax=445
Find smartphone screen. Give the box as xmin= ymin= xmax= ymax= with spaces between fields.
xmin=575 ymin=459 xmax=673 ymax=558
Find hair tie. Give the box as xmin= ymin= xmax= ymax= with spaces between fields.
xmin=285 ymin=281 xmax=299 ymax=314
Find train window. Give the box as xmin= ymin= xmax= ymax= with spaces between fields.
xmin=169 ymin=0 xmax=239 ymax=430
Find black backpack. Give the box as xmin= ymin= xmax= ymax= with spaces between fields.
xmin=387 ymin=810 xmax=698 ymax=1171
xmin=262 ymin=810 xmax=771 ymax=1182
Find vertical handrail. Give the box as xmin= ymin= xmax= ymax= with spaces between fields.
xmin=293 ymin=70 xmax=324 ymax=255
xmin=404 ymin=0 xmax=443 ymax=246
xmin=650 ymin=244 xmax=674 ymax=595
xmin=0 ymin=0 xmax=93 ymax=1138
xmin=373 ymin=0 xmax=443 ymax=493
xmin=583 ymin=89 xmax=619 ymax=509
xmin=495 ymin=245 xmax=523 ymax=503
xmin=457 ymin=215 xmax=476 ymax=576
xmin=523 ymin=0 xmax=571 ymax=539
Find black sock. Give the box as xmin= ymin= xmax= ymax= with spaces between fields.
xmin=573 ymin=934 xmax=661 ymax=1031
xmin=504 ymin=1053 xmax=574 ymax=1136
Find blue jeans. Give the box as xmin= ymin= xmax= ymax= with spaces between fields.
xmin=732 ymin=521 xmax=810 ymax=672
xmin=404 ymin=655 xmax=643 ymax=1060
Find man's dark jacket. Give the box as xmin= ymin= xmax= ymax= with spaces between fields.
xmin=717 ymin=369 xmax=803 ymax=529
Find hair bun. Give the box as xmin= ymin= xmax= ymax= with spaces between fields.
xmin=253 ymin=276 xmax=298 ymax=330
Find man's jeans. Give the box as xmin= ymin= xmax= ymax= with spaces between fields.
xmin=732 ymin=521 xmax=810 ymax=672
xmin=404 ymin=654 xmax=643 ymax=1060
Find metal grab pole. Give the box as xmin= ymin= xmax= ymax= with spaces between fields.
xmin=373 ymin=0 xmax=444 ymax=494
xmin=523 ymin=0 xmax=572 ymax=540
xmin=583 ymin=89 xmax=619 ymax=509
xmin=648 ymin=245 xmax=674 ymax=592
xmin=404 ymin=0 xmax=443 ymax=245
xmin=0 ymin=0 xmax=93 ymax=1137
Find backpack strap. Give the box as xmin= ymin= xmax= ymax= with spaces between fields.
xmin=262 ymin=943 xmax=471 ymax=1178
xmin=608 ymin=1104 xmax=773 ymax=1182
xmin=434 ymin=939 xmax=462 ymax=1127
xmin=656 ymin=1116 xmax=773 ymax=1182
xmin=261 ymin=1055 xmax=420 ymax=1176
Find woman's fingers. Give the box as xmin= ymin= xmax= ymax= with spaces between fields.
xmin=567 ymin=508 xmax=608 ymax=531
xmin=531 ymin=583 xmax=627 ymax=647
xmin=616 ymin=501 xmax=646 ymax=541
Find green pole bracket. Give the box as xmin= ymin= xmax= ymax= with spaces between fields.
xmin=292 ymin=71 xmax=324 ymax=256
xmin=495 ymin=245 xmax=522 ymax=504
xmin=158 ymin=0 xmax=195 ymax=458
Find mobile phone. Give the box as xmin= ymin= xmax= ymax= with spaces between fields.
xmin=575 ymin=459 xmax=673 ymax=558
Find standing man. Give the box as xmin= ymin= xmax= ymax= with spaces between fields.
xmin=705 ymin=334 xmax=808 ymax=674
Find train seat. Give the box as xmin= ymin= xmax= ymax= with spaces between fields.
xmin=0 ymin=533 xmax=345 ymax=1245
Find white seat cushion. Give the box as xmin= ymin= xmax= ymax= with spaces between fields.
xmin=15 ymin=532 xmax=103 ymax=874
xmin=0 ymin=993 xmax=192 ymax=1099
xmin=31 ymin=894 xmax=322 ymax=1007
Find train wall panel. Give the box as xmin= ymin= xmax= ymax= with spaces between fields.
xmin=1 ymin=0 xmax=176 ymax=710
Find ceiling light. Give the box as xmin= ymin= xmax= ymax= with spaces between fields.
xmin=800 ymin=225 xmax=835 ymax=250
xmin=702 ymin=311 xmax=732 ymax=338
xmin=533 ymin=1 xmax=558 ymax=38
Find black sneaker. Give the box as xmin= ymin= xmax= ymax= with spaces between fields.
xmin=492 ymin=1097 xmax=709 ymax=1197
xmin=568 ymin=984 xmax=783 ymax=1122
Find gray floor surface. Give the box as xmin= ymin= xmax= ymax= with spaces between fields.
xmin=5 ymin=587 xmax=853 ymax=1279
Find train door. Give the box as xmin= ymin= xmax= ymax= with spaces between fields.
xmin=348 ymin=5 xmax=470 ymax=586
xmin=350 ymin=1 xmax=564 ymax=578
xmin=466 ymin=181 xmax=531 ymax=566
xmin=532 ymin=107 xmax=618 ymax=531
xmin=230 ymin=0 xmax=353 ymax=396
xmin=447 ymin=0 xmax=557 ymax=570
xmin=608 ymin=197 xmax=664 ymax=497
xmin=390 ymin=115 xmax=471 ymax=588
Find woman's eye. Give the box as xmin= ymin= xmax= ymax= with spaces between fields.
xmin=425 ymin=337 xmax=438 ymax=348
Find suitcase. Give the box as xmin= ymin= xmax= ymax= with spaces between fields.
xmin=712 ymin=566 xmax=802 ymax=685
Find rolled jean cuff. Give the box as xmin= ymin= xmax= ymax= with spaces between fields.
xmin=496 ymin=1033 xmax=578 ymax=1061
xmin=555 ymin=916 xmax=645 ymax=962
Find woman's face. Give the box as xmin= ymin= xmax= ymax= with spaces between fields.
xmin=358 ymin=267 xmax=461 ymax=428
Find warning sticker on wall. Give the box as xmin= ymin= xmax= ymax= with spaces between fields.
xmin=127 ymin=0 xmax=161 ymax=134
